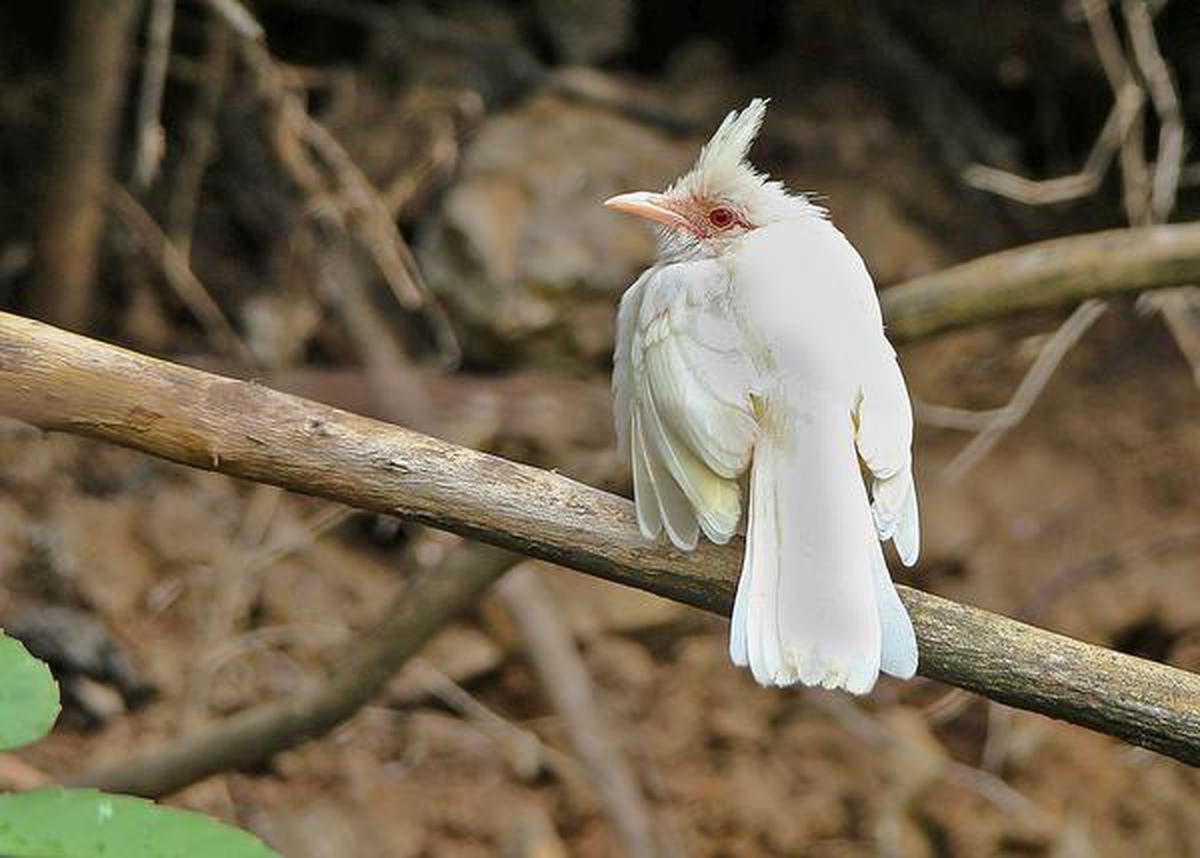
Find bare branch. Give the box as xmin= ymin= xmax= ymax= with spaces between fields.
xmin=810 ymin=694 xmax=1059 ymax=834
xmin=31 ymin=0 xmax=142 ymax=329
xmin=203 ymin=0 xmax=263 ymax=40
xmin=914 ymin=401 xmax=1006 ymax=432
xmin=407 ymin=658 xmax=589 ymax=788
xmin=1140 ymin=287 xmax=1200 ymax=388
xmin=131 ymin=0 xmax=175 ymax=191
xmin=880 ymin=222 xmax=1200 ymax=344
xmin=1124 ymin=0 xmax=1185 ymax=222
xmin=1081 ymin=0 xmax=1150 ymax=224
xmin=108 ymin=184 xmax=256 ymax=365
xmin=166 ymin=13 xmax=231 ymax=258
xmin=961 ymin=83 xmax=1144 ymax=205
xmin=69 ymin=542 xmax=516 ymax=797
xmin=3 ymin=311 xmax=1200 ymax=766
xmin=179 ymin=484 xmax=284 ymax=733
xmin=498 ymin=567 xmax=660 ymax=858
xmin=940 ymin=300 xmax=1107 ymax=482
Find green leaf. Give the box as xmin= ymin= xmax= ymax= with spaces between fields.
xmin=0 ymin=632 xmax=59 ymax=750
xmin=0 ymin=788 xmax=279 ymax=857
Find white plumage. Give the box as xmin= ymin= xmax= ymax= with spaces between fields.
xmin=607 ymin=99 xmax=920 ymax=693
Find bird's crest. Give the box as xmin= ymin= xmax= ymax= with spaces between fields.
xmin=671 ymin=99 xmax=770 ymax=202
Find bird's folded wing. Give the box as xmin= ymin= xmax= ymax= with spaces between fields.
xmin=854 ymin=347 xmax=920 ymax=566
xmin=615 ymin=262 xmax=758 ymax=547
xmin=613 ymin=270 xmax=650 ymax=463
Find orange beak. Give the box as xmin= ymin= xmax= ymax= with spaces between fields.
xmin=603 ymin=191 xmax=691 ymax=231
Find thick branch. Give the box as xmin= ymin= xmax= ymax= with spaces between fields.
xmin=2 ymin=311 xmax=1200 ymax=766
xmin=882 ymin=222 xmax=1200 ymax=343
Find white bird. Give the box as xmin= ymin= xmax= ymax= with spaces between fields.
xmin=606 ymin=99 xmax=919 ymax=694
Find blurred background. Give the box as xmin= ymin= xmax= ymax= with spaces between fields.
xmin=2 ymin=0 xmax=1200 ymax=855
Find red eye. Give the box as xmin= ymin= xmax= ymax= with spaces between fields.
xmin=708 ymin=207 xmax=735 ymax=229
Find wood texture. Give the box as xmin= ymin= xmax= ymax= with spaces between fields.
xmin=882 ymin=222 xmax=1200 ymax=342
xmin=2 ymin=311 xmax=1199 ymax=765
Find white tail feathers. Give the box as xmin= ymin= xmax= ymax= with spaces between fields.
xmin=872 ymin=535 xmax=918 ymax=679
xmin=727 ymin=406 xmax=919 ymax=694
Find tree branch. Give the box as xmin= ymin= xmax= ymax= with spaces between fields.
xmin=2 ymin=310 xmax=1199 ymax=766
xmin=31 ymin=0 xmax=142 ymax=329
xmin=881 ymin=222 xmax=1200 ymax=343
xmin=498 ymin=567 xmax=660 ymax=857
xmin=70 ymin=542 xmax=517 ymax=797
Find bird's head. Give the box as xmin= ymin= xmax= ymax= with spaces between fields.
xmin=604 ymin=98 xmax=823 ymax=260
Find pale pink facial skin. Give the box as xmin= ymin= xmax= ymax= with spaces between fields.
xmin=604 ymin=191 xmax=752 ymax=242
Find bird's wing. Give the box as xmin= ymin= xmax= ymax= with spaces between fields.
xmin=613 ymin=269 xmax=651 ymax=463
xmin=855 ymin=344 xmax=920 ymax=566
xmin=616 ymin=260 xmax=759 ymax=548
xmin=805 ymin=227 xmax=924 ymax=566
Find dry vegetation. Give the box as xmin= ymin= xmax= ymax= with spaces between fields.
xmin=1 ymin=1 xmax=1200 ymax=855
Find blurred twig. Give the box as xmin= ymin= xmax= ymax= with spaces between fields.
xmin=7 ymin=310 xmax=1200 ymax=767
xmin=962 ymin=82 xmax=1144 ymax=204
xmin=31 ymin=0 xmax=142 ymax=329
xmin=109 ymin=183 xmax=256 ymax=365
xmin=940 ymin=300 xmax=1106 ymax=484
xmin=180 ymin=483 xmax=284 ymax=733
xmin=407 ymin=658 xmax=591 ymax=791
xmin=498 ymin=566 xmax=662 ymax=858
xmin=69 ymin=541 xmax=517 ymax=797
xmin=1086 ymin=0 xmax=1152 ymax=224
xmin=810 ymin=693 xmax=1060 ymax=834
xmin=236 ymin=503 xmax=355 ymax=581
xmin=913 ymin=401 xmax=1005 ymax=432
xmin=203 ymin=0 xmax=262 ymax=39
xmin=1124 ymin=0 xmax=1184 ymax=223
xmin=379 ymin=94 xmax=474 ymax=219
xmin=966 ymin=0 xmax=1155 ymax=214
xmin=166 ymin=13 xmax=232 ymax=258
xmin=312 ymin=234 xmax=434 ymax=431
xmin=185 ymin=499 xmax=354 ymax=731
xmin=1140 ymin=287 xmax=1200 ymax=387
xmin=131 ymin=0 xmax=175 ymax=191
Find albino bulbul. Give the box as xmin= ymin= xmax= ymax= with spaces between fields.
xmin=606 ymin=99 xmax=919 ymax=693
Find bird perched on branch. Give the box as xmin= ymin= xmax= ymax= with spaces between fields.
xmin=606 ymin=99 xmax=919 ymax=693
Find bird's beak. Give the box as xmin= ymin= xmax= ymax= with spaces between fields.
xmin=603 ymin=191 xmax=690 ymax=231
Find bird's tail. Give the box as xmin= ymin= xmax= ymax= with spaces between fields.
xmin=729 ymin=406 xmax=917 ymax=693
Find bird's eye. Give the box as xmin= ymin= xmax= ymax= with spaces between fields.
xmin=708 ymin=207 xmax=736 ymax=229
